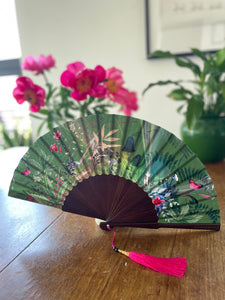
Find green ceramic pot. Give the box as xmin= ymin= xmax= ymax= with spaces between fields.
xmin=181 ymin=116 xmax=225 ymax=162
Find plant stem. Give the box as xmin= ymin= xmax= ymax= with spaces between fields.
xmin=42 ymin=71 xmax=49 ymax=85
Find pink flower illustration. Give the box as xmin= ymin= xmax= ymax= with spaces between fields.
xmin=152 ymin=197 xmax=163 ymax=206
xmin=60 ymin=61 xmax=106 ymax=101
xmin=50 ymin=144 xmax=58 ymax=152
xmin=22 ymin=54 xmax=55 ymax=75
xmin=13 ymin=77 xmax=45 ymax=112
xmin=28 ymin=195 xmax=37 ymax=202
xmin=21 ymin=168 xmax=31 ymax=176
xmin=189 ymin=179 xmax=203 ymax=190
xmin=53 ymin=130 xmax=61 ymax=139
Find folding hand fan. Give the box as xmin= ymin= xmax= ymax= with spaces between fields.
xmin=8 ymin=114 xmax=220 ymax=277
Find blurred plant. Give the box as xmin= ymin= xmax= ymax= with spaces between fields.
xmin=143 ymin=48 xmax=225 ymax=128
xmin=0 ymin=124 xmax=32 ymax=149
xmin=13 ymin=55 xmax=138 ymax=135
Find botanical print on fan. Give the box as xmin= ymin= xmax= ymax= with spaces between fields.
xmin=8 ymin=114 xmax=220 ymax=227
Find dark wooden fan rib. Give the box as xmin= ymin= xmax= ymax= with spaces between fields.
xmin=102 ymin=222 xmax=220 ymax=231
xmin=62 ymin=174 xmax=220 ymax=231
xmin=62 ymin=174 xmax=158 ymax=225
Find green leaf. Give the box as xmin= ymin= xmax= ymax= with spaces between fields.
xmin=0 ymin=125 xmax=14 ymax=147
xmin=207 ymin=76 xmax=219 ymax=94
xmin=148 ymin=50 xmax=175 ymax=59
xmin=13 ymin=127 xmax=19 ymax=143
xmin=45 ymin=84 xmax=58 ymax=105
xmin=203 ymin=61 xmax=221 ymax=76
xmin=58 ymin=86 xmax=71 ymax=104
xmin=167 ymin=88 xmax=193 ymax=101
xmin=38 ymin=109 xmax=50 ymax=115
xmin=37 ymin=119 xmax=47 ymax=136
xmin=177 ymin=104 xmax=185 ymax=114
xmin=88 ymin=96 xmax=95 ymax=104
xmin=216 ymin=96 xmax=225 ymax=114
xmin=0 ymin=125 xmax=32 ymax=149
xmin=215 ymin=48 xmax=225 ymax=67
xmin=219 ymin=82 xmax=225 ymax=99
xmin=191 ymin=48 xmax=207 ymax=61
xmin=97 ymin=97 xmax=106 ymax=103
xmin=30 ymin=113 xmax=45 ymax=120
xmin=143 ymin=80 xmax=181 ymax=95
xmin=64 ymin=112 xmax=73 ymax=119
xmin=186 ymin=98 xmax=204 ymax=129
xmin=149 ymin=50 xmax=201 ymax=76
xmin=174 ymin=57 xmax=201 ymax=77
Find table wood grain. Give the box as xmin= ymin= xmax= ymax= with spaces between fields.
xmin=0 ymin=191 xmax=62 ymax=272
xmin=0 ymin=161 xmax=224 ymax=300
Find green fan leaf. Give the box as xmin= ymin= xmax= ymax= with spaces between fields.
xmin=7 ymin=114 xmax=220 ymax=231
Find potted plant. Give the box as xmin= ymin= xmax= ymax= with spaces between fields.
xmin=143 ymin=48 xmax=225 ymax=162
xmin=0 ymin=125 xmax=32 ymax=150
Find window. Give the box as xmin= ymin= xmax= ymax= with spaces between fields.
xmin=0 ymin=0 xmax=30 ymax=149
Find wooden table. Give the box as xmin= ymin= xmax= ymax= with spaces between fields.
xmin=0 ymin=148 xmax=224 ymax=299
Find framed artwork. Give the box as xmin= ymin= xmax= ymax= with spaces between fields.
xmin=145 ymin=0 xmax=225 ymax=58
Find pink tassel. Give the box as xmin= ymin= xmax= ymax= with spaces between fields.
xmin=127 ymin=250 xmax=186 ymax=277
xmin=107 ymin=226 xmax=187 ymax=278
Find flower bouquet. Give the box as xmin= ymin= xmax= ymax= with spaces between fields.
xmin=13 ymin=55 xmax=138 ymax=135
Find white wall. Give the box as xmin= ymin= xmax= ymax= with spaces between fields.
xmin=15 ymin=0 xmax=196 ymax=138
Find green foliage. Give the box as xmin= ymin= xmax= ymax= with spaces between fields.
xmin=143 ymin=47 xmax=225 ymax=128
xmin=160 ymin=201 xmax=219 ymax=224
xmin=0 ymin=124 xmax=33 ymax=149
xmin=176 ymin=166 xmax=205 ymax=182
xmin=31 ymin=84 xmax=116 ymax=136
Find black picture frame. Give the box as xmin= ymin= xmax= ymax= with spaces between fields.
xmin=145 ymin=0 xmax=225 ymax=59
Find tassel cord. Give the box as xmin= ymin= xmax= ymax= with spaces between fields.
xmin=107 ymin=225 xmax=130 ymax=256
xmin=107 ymin=225 xmax=187 ymax=278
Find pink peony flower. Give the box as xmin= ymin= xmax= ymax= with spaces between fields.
xmin=22 ymin=54 xmax=55 ymax=75
xmin=122 ymin=90 xmax=138 ymax=116
xmin=105 ymin=67 xmax=125 ymax=96
xmin=38 ymin=55 xmax=55 ymax=71
xmin=50 ymin=144 xmax=58 ymax=152
xmin=13 ymin=76 xmax=45 ymax=112
xmin=22 ymin=56 xmax=40 ymax=74
xmin=60 ymin=62 xmax=106 ymax=101
xmin=104 ymin=67 xmax=138 ymax=116
xmin=109 ymin=87 xmax=138 ymax=116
